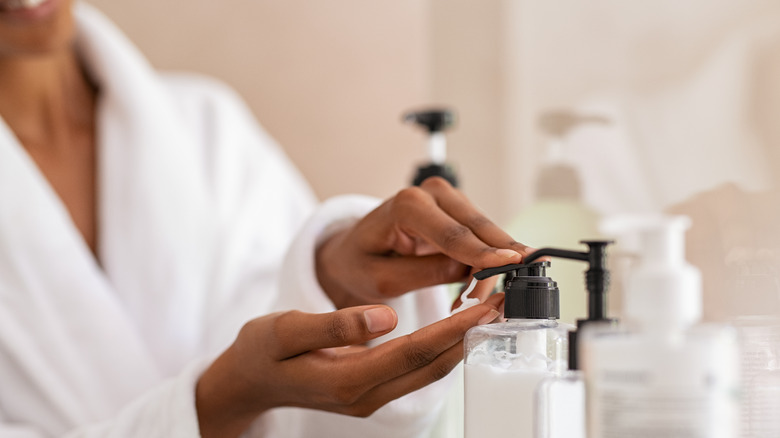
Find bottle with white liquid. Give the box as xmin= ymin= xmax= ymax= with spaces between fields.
xmin=464 ymin=262 xmax=569 ymax=438
xmin=582 ymin=215 xmax=740 ymax=438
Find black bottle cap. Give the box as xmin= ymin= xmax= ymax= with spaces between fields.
xmin=472 ymin=242 xmax=616 ymax=370
xmin=504 ymin=261 xmax=560 ymax=320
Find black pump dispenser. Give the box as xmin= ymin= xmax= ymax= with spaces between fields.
xmin=473 ymin=240 xmax=617 ymax=370
xmin=503 ymin=261 xmax=560 ymax=320
xmin=403 ymin=108 xmax=459 ymax=187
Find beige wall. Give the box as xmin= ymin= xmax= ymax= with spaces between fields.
xmin=86 ymin=0 xmax=780 ymax=265
xmin=87 ymin=0 xmax=516 ymax=225
xmin=89 ymin=0 xmax=435 ymax=202
xmin=429 ymin=0 xmax=509 ymax=222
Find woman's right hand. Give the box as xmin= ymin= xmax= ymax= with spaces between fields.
xmin=195 ymin=293 xmax=504 ymax=438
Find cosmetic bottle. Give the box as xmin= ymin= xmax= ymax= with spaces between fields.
xmin=727 ymin=259 xmax=780 ymax=438
xmin=747 ymin=363 xmax=780 ymax=437
xmin=529 ymin=241 xmax=617 ymax=438
xmin=463 ymin=262 xmax=569 ymax=438
xmin=403 ymin=108 xmax=458 ymax=187
xmin=464 ymin=241 xmax=615 ymax=438
xmin=581 ymin=215 xmax=740 ymax=438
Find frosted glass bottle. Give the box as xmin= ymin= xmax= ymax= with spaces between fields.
xmin=583 ymin=323 xmax=739 ymax=437
xmin=749 ymin=364 xmax=780 ymax=437
xmin=732 ymin=316 xmax=780 ymax=438
xmin=583 ymin=216 xmax=740 ymax=438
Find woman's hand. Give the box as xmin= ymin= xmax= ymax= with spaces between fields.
xmin=195 ymin=293 xmax=504 ymax=438
xmin=316 ymin=177 xmax=534 ymax=308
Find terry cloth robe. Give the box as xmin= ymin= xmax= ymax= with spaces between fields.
xmin=0 ymin=3 xmax=452 ymax=437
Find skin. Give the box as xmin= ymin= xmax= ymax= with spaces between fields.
xmin=0 ymin=0 xmax=98 ymax=254
xmin=197 ymin=177 xmax=531 ymax=436
xmin=1 ymin=1 xmax=535 ymax=436
xmin=196 ymin=294 xmax=505 ymax=437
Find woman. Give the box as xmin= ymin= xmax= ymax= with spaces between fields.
xmin=0 ymin=0 xmax=533 ymax=436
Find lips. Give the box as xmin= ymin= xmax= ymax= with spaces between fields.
xmin=0 ymin=0 xmax=61 ymax=21
xmin=0 ymin=0 xmax=46 ymax=11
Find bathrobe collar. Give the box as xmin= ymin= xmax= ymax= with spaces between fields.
xmin=0 ymin=2 xmax=212 ymax=427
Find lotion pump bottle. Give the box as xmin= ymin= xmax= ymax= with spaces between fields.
xmin=403 ymin=108 xmax=459 ymax=187
xmin=464 ymin=241 xmax=615 ymax=438
xmin=463 ymin=262 xmax=569 ymax=438
xmin=582 ymin=216 xmax=740 ymax=438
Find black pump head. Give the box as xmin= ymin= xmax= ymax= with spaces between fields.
xmin=503 ymin=261 xmax=560 ymax=320
xmin=411 ymin=164 xmax=458 ymax=187
xmin=487 ymin=241 xmax=613 ymax=321
xmin=472 ymin=241 xmax=616 ymax=369
xmin=403 ymin=109 xmax=456 ymax=133
xmin=509 ymin=240 xmax=616 ymax=370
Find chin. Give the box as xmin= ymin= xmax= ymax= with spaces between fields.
xmin=0 ymin=0 xmax=74 ymax=57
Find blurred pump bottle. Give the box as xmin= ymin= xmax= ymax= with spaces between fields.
xmin=506 ymin=110 xmax=608 ymax=324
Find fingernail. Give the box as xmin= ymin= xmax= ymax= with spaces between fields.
xmin=364 ymin=307 xmax=396 ymax=333
xmin=478 ymin=309 xmax=501 ymax=325
xmin=496 ymin=249 xmax=521 ymax=259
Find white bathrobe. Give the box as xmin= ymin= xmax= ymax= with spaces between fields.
xmin=0 ymin=4 xmax=451 ymax=437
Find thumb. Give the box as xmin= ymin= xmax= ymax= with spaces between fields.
xmin=272 ymin=306 xmax=398 ymax=359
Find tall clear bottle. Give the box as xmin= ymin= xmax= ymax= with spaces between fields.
xmin=464 ymin=262 xmax=569 ymax=438
xmin=582 ymin=216 xmax=740 ymax=438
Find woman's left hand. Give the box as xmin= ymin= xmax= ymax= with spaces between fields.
xmin=316 ymin=177 xmax=534 ymax=309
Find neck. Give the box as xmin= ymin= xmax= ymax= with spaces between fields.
xmin=0 ymin=48 xmax=96 ymax=149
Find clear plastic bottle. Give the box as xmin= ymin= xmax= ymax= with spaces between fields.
xmin=464 ymin=263 xmax=569 ymax=438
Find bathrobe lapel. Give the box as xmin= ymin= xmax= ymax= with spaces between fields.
xmin=82 ymin=4 xmax=216 ymax=376
xmin=0 ymin=112 xmax=163 ymax=427
xmin=0 ymin=4 xmax=215 ymax=428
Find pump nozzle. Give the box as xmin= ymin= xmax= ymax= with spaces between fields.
xmin=473 ymin=240 xmax=616 ymax=369
xmin=602 ymin=215 xmax=701 ymax=328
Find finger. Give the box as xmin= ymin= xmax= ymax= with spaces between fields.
xmin=344 ymin=337 xmax=466 ymax=417
xmin=271 ymin=306 xmax=398 ymax=360
xmin=364 ymin=254 xmax=470 ymax=298
xmin=418 ymin=177 xmax=535 ymax=258
xmin=280 ymin=294 xmax=504 ymax=412
xmin=336 ymin=294 xmax=505 ymax=417
xmin=351 ymin=294 xmax=504 ymax=384
xmin=387 ymin=179 xmax=529 ymax=270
